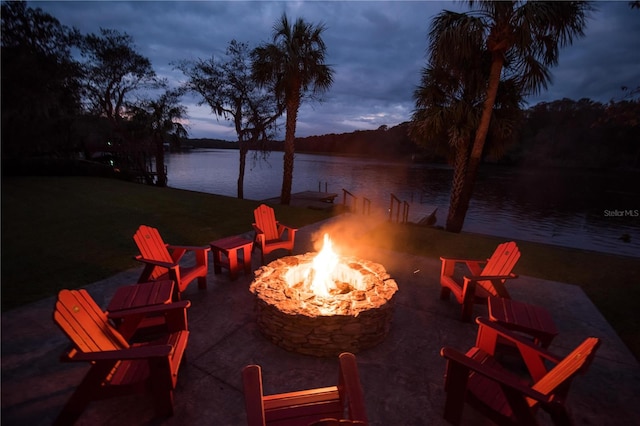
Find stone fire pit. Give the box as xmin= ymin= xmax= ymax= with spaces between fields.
xmin=249 ymin=251 xmax=398 ymax=357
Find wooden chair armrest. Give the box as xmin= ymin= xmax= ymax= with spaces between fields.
xmin=108 ymin=300 xmax=191 ymax=319
xmin=242 ymin=364 xmax=267 ymax=426
xmin=310 ymin=420 xmax=366 ymax=426
xmin=463 ymin=273 xmax=519 ymax=282
xmin=440 ymin=346 xmax=552 ymax=403
xmin=276 ymin=223 xmax=298 ymax=242
xmin=280 ymin=223 xmax=298 ymax=232
xmin=338 ymin=352 xmax=368 ymax=422
xmin=440 ymin=256 xmax=486 ymax=263
xmin=276 ymin=221 xmax=297 ymax=231
xmin=167 ymin=244 xmax=210 ymax=253
xmin=167 ymin=244 xmax=209 ymax=263
xmin=262 ymin=386 xmax=339 ymax=410
xmin=111 ymin=300 xmax=191 ymax=334
xmin=440 ymin=257 xmax=486 ymax=276
xmin=65 ymin=344 xmax=173 ymax=362
xmin=253 ymin=225 xmax=266 ymax=247
xmin=134 ymin=256 xmax=177 ymax=269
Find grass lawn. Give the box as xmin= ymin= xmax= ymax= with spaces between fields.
xmin=2 ymin=176 xmax=638 ymax=361
xmin=1 ymin=176 xmax=333 ymax=309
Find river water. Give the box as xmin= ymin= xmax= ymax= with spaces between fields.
xmin=166 ymin=149 xmax=639 ymax=258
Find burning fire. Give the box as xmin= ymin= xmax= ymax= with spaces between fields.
xmin=307 ymin=233 xmax=338 ymax=297
xmin=250 ymin=240 xmax=398 ymax=356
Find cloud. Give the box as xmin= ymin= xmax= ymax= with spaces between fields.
xmin=526 ymin=1 xmax=640 ymax=105
xmin=31 ymin=1 xmax=640 ymax=139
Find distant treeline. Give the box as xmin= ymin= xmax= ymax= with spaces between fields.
xmin=514 ymin=98 xmax=639 ymax=169
xmin=190 ymin=123 xmax=419 ymax=159
xmin=187 ymin=139 xmax=239 ymax=150
xmin=189 ymin=98 xmax=639 ymax=170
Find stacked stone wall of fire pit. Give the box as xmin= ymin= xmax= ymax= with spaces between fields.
xmin=249 ymin=253 xmax=398 ymax=357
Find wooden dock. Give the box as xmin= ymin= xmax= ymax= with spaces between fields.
xmin=261 ymin=191 xmax=339 ymax=211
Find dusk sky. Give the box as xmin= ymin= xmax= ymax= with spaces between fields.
xmin=31 ymin=1 xmax=640 ymax=140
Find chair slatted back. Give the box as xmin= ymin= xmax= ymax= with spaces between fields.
xmin=54 ymin=289 xmax=129 ymax=353
xmin=482 ymin=241 xmax=520 ymax=277
xmin=532 ymin=337 xmax=600 ymax=399
xmin=254 ymin=204 xmax=280 ymax=241
xmin=134 ymin=225 xmax=173 ymax=279
xmin=478 ymin=241 xmax=520 ymax=298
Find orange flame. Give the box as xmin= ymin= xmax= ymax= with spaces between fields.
xmin=309 ymin=233 xmax=338 ymax=297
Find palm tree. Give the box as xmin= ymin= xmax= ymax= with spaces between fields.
xmin=411 ymin=46 xmax=524 ymax=232
xmin=421 ymin=0 xmax=593 ymax=232
xmin=252 ymin=13 xmax=334 ymax=205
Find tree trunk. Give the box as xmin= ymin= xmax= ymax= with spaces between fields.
xmin=237 ymin=143 xmax=248 ymax=199
xmin=447 ymin=56 xmax=504 ymax=231
xmin=471 ymin=56 xmax=503 ymax=165
xmin=446 ymin=141 xmax=470 ymax=232
xmin=155 ymin=136 xmax=167 ymax=187
xmin=281 ymin=95 xmax=299 ymax=205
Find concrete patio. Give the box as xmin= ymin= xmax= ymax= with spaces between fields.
xmin=2 ymin=215 xmax=639 ymax=425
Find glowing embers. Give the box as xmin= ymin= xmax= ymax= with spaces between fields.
xmin=249 ymin=234 xmax=398 ymax=357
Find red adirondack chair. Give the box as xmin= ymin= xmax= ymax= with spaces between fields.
xmin=252 ymin=204 xmax=298 ymax=264
xmin=52 ymin=288 xmax=190 ymax=425
xmin=242 ymin=352 xmax=368 ymax=426
xmin=133 ymin=224 xmax=209 ymax=300
xmin=440 ymin=317 xmax=600 ymax=426
xmin=439 ymin=241 xmax=520 ymax=321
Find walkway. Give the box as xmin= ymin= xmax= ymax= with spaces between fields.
xmin=2 ymin=215 xmax=639 ymax=425
xmin=261 ymin=191 xmax=341 ymax=211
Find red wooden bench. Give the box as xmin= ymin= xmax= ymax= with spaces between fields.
xmin=133 ymin=224 xmax=210 ymax=300
xmin=440 ymin=317 xmax=600 ymax=425
xmin=242 ymin=352 xmax=368 ymax=426
xmin=52 ymin=288 xmax=190 ymax=425
xmin=252 ymin=204 xmax=297 ymax=264
xmin=440 ymin=241 xmax=520 ymax=321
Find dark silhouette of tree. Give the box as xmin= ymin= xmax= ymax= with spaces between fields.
xmin=507 ymin=97 xmax=639 ymax=169
xmin=1 ymin=2 xmax=82 ymax=158
xmin=252 ymin=13 xmax=334 ymax=205
xmin=130 ymin=89 xmax=188 ymax=187
xmin=79 ymin=28 xmax=163 ymax=182
xmin=177 ymin=40 xmax=283 ymax=199
xmin=418 ymin=0 xmax=593 ymax=232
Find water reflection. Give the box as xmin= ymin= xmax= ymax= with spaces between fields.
xmin=166 ymin=149 xmax=639 ymax=257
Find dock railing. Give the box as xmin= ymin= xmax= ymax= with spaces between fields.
xmin=342 ymin=188 xmax=371 ymax=215
xmin=361 ymin=197 xmax=371 ymax=215
xmin=389 ymin=194 xmax=409 ymax=223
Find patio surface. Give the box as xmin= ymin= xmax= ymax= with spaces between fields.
xmin=2 ymin=215 xmax=639 ymax=425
